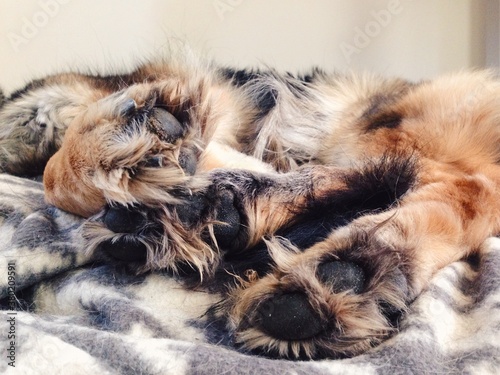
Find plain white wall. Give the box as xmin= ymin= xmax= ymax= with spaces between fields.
xmin=0 ymin=0 xmax=498 ymax=94
xmin=485 ymin=0 xmax=500 ymax=67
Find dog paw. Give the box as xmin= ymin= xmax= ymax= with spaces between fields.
xmin=226 ymin=232 xmax=411 ymax=359
xmin=44 ymin=85 xmax=200 ymax=217
xmin=83 ymin=179 xmax=245 ymax=274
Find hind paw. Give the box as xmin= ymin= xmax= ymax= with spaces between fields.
xmin=225 ymin=230 xmax=411 ymax=359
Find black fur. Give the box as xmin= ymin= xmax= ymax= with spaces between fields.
xmin=196 ymin=155 xmax=417 ymax=293
xmin=365 ymin=111 xmax=403 ymax=131
xmin=285 ymin=154 xmax=417 ymax=248
xmin=298 ymin=67 xmax=327 ymax=83
xmin=221 ymin=67 xmax=278 ymax=119
xmin=220 ymin=67 xmax=261 ymax=87
xmin=7 ymin=78 xmax=47 ymax=102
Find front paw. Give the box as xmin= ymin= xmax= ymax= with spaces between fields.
xmin=83 ymin=181 xmax=245 ymax=275
xmin=44 ymin=85 xmax=200 ymax=217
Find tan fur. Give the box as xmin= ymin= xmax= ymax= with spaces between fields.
xmin=42 ymin=67 xmax=500 ymax=358
xmin=2 ymin=57 xmax=500 ymax=359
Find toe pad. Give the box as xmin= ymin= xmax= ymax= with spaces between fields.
xmin=100 ymin=238 xmax=148 ymax=262
xmin=317 ymin=261 xmax=365 ymax=294
xmin=104 ymin=206 xmax=147 ymax=234
xmin=256 ymin=292 xmax=325 ymax=340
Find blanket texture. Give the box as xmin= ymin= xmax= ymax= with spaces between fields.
xmin=0 ymin=173 xmax=499 ymax=375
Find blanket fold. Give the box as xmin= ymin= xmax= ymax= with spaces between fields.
xmin=0 ymin=174 xmax=499 ymax=374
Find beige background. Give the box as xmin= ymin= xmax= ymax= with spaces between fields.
xmin=0 ymin=0 xmax=499 ymax=94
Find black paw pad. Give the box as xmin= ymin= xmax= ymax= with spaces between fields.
xmin=100 ymin=238 xmax=148 ymax=262
xmin=212 ymin=189 xmax=240 ymax=248
xmin=149 ymin=108 xmax=184 ymax=143
xmin=104 ymin=206 xmax=148 ymax=234
xmin=317 ymin=261 xmax=365 ymax=294
xmin=256 ymin=293 xmax=325 ymax=340
xmin=176 ymin=189 xmax=241 ymax=249
xmin=176 ymin=195 xmax=207 ymax=226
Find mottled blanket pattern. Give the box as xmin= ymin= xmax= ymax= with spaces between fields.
xmin=0 ymin=173 xmax=499 ymax=374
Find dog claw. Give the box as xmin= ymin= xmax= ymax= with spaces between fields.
xmin=379 ymin=268 xmax=409 ymax=319
xmin=178 ymin=148 xmax=197 ymax=175
xmin=120 ymin=98 xmax=137 ymax=116
xmin=144 ymin=155 xmax=164 ymax=168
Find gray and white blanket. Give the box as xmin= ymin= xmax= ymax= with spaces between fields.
xmin=0 ymin=173 xmax=499 ymax=375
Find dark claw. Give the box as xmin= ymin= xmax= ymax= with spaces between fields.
xmin=144 ymin=155 xmax=163 ymax=168
xmin=389 ymin=267 xmax=408 ymax=296
xmin=100 ymin=238 xmax=148 ymax=262
xmin=213 ymin=189 xmax=240 ymax=248
xmin=149 ymin=108 xmax=184 ymax=143
xmin=256 ymin=293 xmax=325 ymax=340
xmin=104 ymin=206 xmax=148 ymax=234
xmin=120 ymin=98 xmax=137 ymax=116
xmin=178 ymin=148 xmax=197 ymax=175
xmin=380 ymin=268 xmax=408 ymax=319
xmin=317 ymin=261 xmax=365 ymax=294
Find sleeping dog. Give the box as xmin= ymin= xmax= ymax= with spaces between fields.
xmin=1 ymin=54 xmax=499 ymax=359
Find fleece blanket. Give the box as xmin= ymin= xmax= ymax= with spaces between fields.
xmin=0 ymin=173 xmax=499 ymax=375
